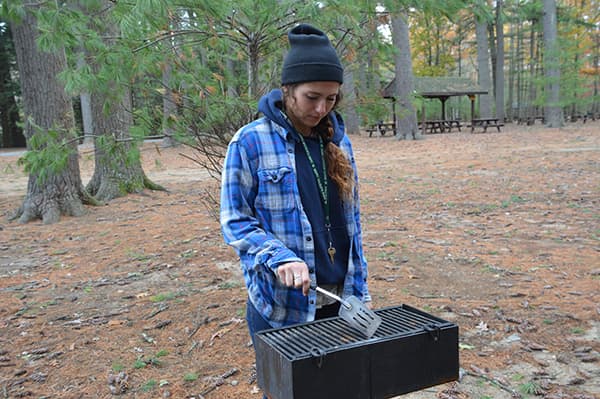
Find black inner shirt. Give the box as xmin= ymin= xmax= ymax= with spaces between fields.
xmin=295 ymin=135 xmax=349 ymax=285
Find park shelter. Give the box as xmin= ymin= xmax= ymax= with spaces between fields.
xmin=382 ymin=77 xmax=487 ymax=124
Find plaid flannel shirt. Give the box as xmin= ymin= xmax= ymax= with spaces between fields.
xmin=220 ymin=115 xmax=370 ymax=328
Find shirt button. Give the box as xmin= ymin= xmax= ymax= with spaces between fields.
xmin=309 ymin=268 xmax=314 ymax=273
xmin=309 ymin=300 xmax=315 ymax=305
xmin=306 ymin=237 xmax=312 ymax=242
xmin=288 ymin=148 xmax=293 ymax=153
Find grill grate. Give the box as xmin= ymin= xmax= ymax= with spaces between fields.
xmin=259 ymin=305 xmax=450 ymax=359
xmin=255 ymin=304 xmax=459 ymax=399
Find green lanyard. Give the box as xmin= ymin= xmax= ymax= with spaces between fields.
xmin=297 ymin=133 xmax=336 ymax=263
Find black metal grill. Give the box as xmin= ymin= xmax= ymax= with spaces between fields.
xmin=255 ymin=304 xmax=459 ymax=399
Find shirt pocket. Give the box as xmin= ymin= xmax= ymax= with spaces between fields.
xmin=255 ymin=166 xmax=295 ymax=213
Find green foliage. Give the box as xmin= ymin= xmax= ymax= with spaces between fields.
xmin=155 ymin=349 xmax=169 ymax=358
xmin=518 ymin=380 xmax=543 ymax=395
xmin=0 ymin=0 xmax=27 ymax=23
xmin=141 ymin=379 xmax=158 ymax=392
xmin=4 ymin=0 xmax=599 ymax=181
xmin=17 ymin=121 xmax=78 ymax=185
xmin=183 ymin=372 xmax=199 ymax=382
xmin=111 ymin=361 xmax=125 ymax=372
xmin=133 ymin=359 xmax=147 ymax=369
xmin=357 ymin=93 xmax=390 ymax=124
xmin=150 ymin=292 xmax=177 ymax=303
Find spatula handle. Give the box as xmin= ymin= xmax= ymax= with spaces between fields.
xmin=315 ymin=286 xmax=350 ymax=309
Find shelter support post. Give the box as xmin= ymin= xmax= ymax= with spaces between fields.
xmin=438 ymin=96 xmax=449 ymax=120
xmin=468 ymin=94 xmax=476 ymax=133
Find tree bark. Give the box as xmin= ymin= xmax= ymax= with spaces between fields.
xmin=341 ymin=66 xmax=361 ymax=135
xmin=161 ymin=61 xmax=178 ymax=148
xmin=0 ymin=23 xmax=25 ymax=148
xmin=76 ymin=53 xmax=94 ymax=145
xmin=391 ymin=12 xmax=421 ymax=140
xmin=517 ymin=18 xmax=525 ymax=122
xmin=85 ymin=0 xmax=164 ymax=201
xmin=527 ymin=25 xmax=538 ymax=124
xmin=475 ymin=14 xmax=493 ymax=118
xmin=495 ymin=0 xmax=505 ymax=122
xmin=594 ymin=28 xmax=600 ymax=117
xmin=11 ymin=11 xmax=88 ymax=224
xmin=542 ymin=0 xmax=564 ymax=127
xmin=507 ymin=21 xmax=516 ymax=122
xmin=488 ymin=23 xmax=497 ymax=97
xmin=248 ymin=40 xmax=260 ymax=99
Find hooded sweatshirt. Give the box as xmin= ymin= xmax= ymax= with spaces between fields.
xmin=258 ymin=89 xmax=349 ymax=285
xmin=220 ymin=89 xmax=370 ymax=327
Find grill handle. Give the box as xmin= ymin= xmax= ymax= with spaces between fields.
xmin=315 ymin=286 xmax=351 ymax=310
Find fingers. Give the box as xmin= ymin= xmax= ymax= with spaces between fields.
xmin=277 ymin=262 xmax=309 ymax=295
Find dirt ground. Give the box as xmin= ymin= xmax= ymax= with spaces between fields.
xmin=0 ymin=122 xmax=598 ymax=399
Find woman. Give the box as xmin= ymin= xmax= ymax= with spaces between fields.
xmin=220 ymin=24 xmax=371 ymax=347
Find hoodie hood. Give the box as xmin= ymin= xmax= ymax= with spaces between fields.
xmin=257 ymin=89 xmax=345 ymax=145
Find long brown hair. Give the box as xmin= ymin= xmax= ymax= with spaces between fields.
xmin=282 ymin=85 xmax=355 ymax=201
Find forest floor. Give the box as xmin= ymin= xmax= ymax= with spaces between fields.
xmin=0 ymin=122 xmax=599 ymax=399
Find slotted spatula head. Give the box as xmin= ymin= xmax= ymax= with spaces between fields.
xmin=339 ymin=296 xmax=381 ymax=338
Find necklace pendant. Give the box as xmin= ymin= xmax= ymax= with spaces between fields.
xmin=328 ymin=246 xmax=336 ymax=263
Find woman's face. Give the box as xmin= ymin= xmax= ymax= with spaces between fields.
xmin=284 ymin=81 xmax=341 ymax=135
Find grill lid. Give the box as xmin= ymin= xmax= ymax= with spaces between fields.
xmin=257 ymin=304 xmax=452 ymax=360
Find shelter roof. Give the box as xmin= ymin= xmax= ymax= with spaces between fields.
xmin=382 ymin=77 xmax=487 ymax=99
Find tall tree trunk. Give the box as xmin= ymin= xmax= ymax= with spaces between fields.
xmin=475 ymin=15 xmax=493 ymax=118
xmin=79 ymin=92 xmax=93 ymax=144
xmin=77 ymin=53 xmax=93 ymax=145
xmin=85 ymin=0 xmax=163 ymax=201
xmin=248 ymin=40 xmax=260 ymax=99
xmin=517 ymin=18 xmax=525 ymax=122
xmin=527 ymin=26 xmax=537 ymax=124
xmin=594 ymin=27 xmax=600 ymax=117
xmin=488 ymin=23 xmax=497 ymax=97
xmin=365 ymin=17 xmax=379 ymax=93
xmin=86 ymin=88 xmax=153 ymax=201
xmin=457 ymin=24 xmax=464 ymax=77
xmin=542 ymin=0 xmax=563 ymax=127
xmin=507 ymin=20 xmax=515 ymax=122
xmin=391 ymin=12 xmax=420 ymax=140
xmin=11 ymin=11 xmax=88 ymax=224
xmin=226 ymin=57 xmax=239 ymax=97
xmin=161 ymin=61 xmax=178 ymax=148
xmin=570 ymin=51 xmax=579 ymax=121
xmin=0 ymin=23 xmax=25 ymax=148
xmin=495 ymin=0 xmax=505 ymax=122
xmin=342 ymin=66 xmax=361 ymax=135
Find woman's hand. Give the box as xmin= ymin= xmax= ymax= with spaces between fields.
xmin=276 ymin=261 xmax=310 ymax=296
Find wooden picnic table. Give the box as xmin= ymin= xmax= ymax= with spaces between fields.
xmin=469 ymin=118 xmax=504 ymax=133
xmin=366 ymin=122 xmax=396 ymax=137
xmin=421 ymin=119 xmax=462 ymax=134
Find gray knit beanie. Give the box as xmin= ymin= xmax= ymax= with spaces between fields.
xmin=281 ymin=24 xmax=344 ymax=85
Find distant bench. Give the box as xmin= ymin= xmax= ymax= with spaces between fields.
xmin=468 ymin=118 xmax=504 ymax=133
xmin=366 ymin=122 xmax=396 ymax=137
xmin=517 ymin=116 xmax=544 ymax=125
xmin=367 ymin=120 xmax=465 ymax=136
xmin=421 ymin=120 xmax=462 ymax=134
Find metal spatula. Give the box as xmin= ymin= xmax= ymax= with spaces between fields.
xmin=316 ymin=286 xmax=382 ymax=338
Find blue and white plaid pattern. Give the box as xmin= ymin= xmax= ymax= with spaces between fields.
xmin=220 ymin=116 xmax=370 ymax=328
